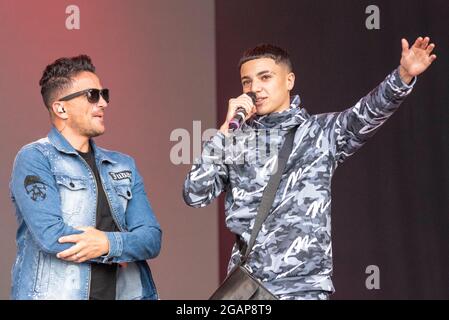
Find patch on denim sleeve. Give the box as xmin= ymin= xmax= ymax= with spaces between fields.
xmin=24 ymin=175 xmax=47 ymax=201
xmin=109 ymin=170 xmax=132 ymax=182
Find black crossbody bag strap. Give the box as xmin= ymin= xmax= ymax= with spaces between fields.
xmin=238 ymin=128 xmax=297 ymax=262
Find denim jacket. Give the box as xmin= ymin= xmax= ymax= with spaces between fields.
xmin=10 ymin=127 xmax=162 ymax=300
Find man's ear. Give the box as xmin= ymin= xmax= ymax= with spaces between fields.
xmin=287 ymin=72 xmax=295 ymax=91
xmin=51 ymin=101 xmax=68 ymax=120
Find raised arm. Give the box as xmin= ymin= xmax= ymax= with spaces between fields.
xmin=333 ymin=36 xmax=437 ymax=163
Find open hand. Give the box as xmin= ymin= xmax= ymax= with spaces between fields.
xmin=399 ymin=36 xmax=437 ymax=84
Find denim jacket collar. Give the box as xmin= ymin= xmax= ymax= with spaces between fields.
xmin=48 ymin=126 xmax=116 ymax=164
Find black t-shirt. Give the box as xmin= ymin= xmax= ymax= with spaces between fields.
xmin=78 ymin=146 xmax=118 ymax=300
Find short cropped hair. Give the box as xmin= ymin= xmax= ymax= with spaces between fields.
xmin=39 ymin=54 xmax=95 ymax=109
xmin=238 ymin=43 xmax=293 ymax=72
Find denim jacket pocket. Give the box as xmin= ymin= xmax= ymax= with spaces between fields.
xmin=55 ymin=174 xmax=88 ymax=191
xmin=114 ymin=184 xmax=133 ymax=200
xmin=114 ymin=184 xmax=132 ymax=213
xmin=55 ymin=174 xmax=88 ymax=225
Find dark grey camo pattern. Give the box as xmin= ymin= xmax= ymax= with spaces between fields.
xmin=183 ymin=68 xmax=415 ymax=299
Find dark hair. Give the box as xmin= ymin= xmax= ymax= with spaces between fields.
xmin=39 ymin=54 xmax=95 ymax=109
xmin=238 ymin=43 xmax=293 ymax=71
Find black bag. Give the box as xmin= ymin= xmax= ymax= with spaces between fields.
xmin=209 ymin=265 xmax=277 ymax=300
xmin=209 ymin=128 xmax=296 ymax=300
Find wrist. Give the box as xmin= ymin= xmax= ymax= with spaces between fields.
xmin=399 ymin=65 xmax=413 ymax=85
xmin=102 ymin=231 xmax=110 ymax=256
xmin=219 ymin=123 xmax=230 ymax=136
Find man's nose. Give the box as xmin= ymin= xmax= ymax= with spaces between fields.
xmin=97 ymin=95 xmax=108 ymax=109
xmin=250 ymin=80 xmax=262 ymax=92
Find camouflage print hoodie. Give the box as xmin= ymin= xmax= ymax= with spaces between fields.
xmin=183 ymin=68 xmax=415 ymax=299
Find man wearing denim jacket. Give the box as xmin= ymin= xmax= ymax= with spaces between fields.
xmin=10 ymin=55 xmax=162 ymax=300
xmin=183 ymin=37 xmax=437 ymax=299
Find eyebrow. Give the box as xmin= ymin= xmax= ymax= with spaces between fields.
xmin=241 ymin=70 xmax=274 ymax=80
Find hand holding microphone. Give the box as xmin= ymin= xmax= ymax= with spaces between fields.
xmin=220 ymin=92 xmax=257 ymax=134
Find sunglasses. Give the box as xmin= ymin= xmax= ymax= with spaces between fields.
xmin=59 ymin=88 xmax=110 ymax=104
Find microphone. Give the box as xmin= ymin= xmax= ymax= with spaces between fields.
xmin=228 ymin=92 xmax=257 ymax=131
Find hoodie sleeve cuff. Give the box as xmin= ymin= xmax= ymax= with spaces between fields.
xmin=393 ymin=66 xmax=417 ymax=90
xmin=196 ymin=131 xmax=227 ymax=165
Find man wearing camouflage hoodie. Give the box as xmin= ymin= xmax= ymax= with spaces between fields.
xmin=183 ymin=37 xmax=437 ymax=300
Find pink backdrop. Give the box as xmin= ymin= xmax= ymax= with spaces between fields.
xmin=0 ymin=0 xmax=218 ymax=299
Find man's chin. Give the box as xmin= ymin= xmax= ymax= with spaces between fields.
xmin=86 ymin=127 xmax=105 ymax=138
xmin=256 ymin=107 xmax=270 ymax=116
